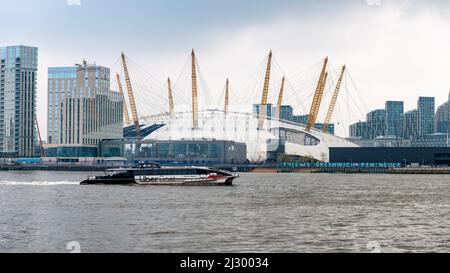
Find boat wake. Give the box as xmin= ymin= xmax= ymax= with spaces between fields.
xmin=0 ymin=181 xmax=80 ymax=186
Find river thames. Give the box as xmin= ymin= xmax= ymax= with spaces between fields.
xmin=1 ymin=171 xmax=449 ymax=253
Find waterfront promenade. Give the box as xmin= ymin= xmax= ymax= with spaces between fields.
xmin=1 ymin=162 xmax=450 ymax=174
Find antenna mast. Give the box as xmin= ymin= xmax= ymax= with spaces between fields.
xmin=167 ymin=77 xmax=174 ymax=116
xmin=275 ymin=77 xmax=286 ymax=120
xmin=323 ymin=65 xmax=346 ymax=133
xmin=121 ymin=52 xmax=141 ymax=138
xmin=258 ymin=51 xmax=273 ymax=130
xmin=116 ymin=73 xmax=131 ymax=125
xmin=306 ymin=57 xmax=328 ymax=132
xmin=224 ymin=79 xmax=230 ymax=116
xmin=191 ymin=50 xmax=199 ymax=129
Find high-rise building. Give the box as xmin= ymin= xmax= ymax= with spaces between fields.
xmin=253 ymin=104 xmax=273 ymax=119
xmin=313 ymin=123 xmax=335 ymax=135
xmin=273 ymin=105 xmax=293 ymax=122
xmin=403 ymin=109 xmax=419 ymax=139
xmin=47 ymin=62 xmax=123 ymax=146
xmin=366 ymin=109 xmax=386 ymax=139
xmin=418 ymin=97 xmax=435 ymax=136
xmin=0 ymin=45 xmax=38 ymax=157
xmin=289 ymin=114 xmax=334 ymax=134
xmin=350 ymin=121 xmax=368 ymax=139
xmin=292 ymin=114 xmax=309 ymax=124
xmin=435 ymin=92 xmax=450 ymax=134
xmin=385 ymin=101 xmax=404 ymax=138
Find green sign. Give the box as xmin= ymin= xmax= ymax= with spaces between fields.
xmin=279 ymin=162 xmax=402 ymax=169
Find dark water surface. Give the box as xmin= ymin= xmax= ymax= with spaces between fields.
xmin=1 ymin=171 xmax=449 ymax=253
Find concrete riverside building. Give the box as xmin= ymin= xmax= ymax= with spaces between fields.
xmin=47 ymin=61 xmax=123 ymax=154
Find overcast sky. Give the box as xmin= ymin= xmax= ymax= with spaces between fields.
xmin=2 ymin=0 xmax=450 ymax=138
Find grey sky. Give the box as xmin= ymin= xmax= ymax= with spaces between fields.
xmin=2 ymin=0 xmax=450 ymax=137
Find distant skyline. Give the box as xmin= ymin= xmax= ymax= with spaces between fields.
xmin=3 ymin=0 xmax=450 ymax=138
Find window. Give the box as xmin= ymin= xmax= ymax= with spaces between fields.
xmin=271 ymin=127 xmax=320 ymax=146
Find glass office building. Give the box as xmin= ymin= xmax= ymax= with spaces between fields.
xmin=273 ymin=105 xmax=294 ymax=121
xmin=366 ymin=109 xmax=386 ymax=139
xmin=44 ymin=145 xmax=98 ymax=158
xmin=418 ymin=97 xmax=435 ymax=136
xmin=0 ymin=45 xmax=38 ymax=157
xmin=403 ymin=109 xmax=419 ymax=139
xmin=253 ymin=103 xmax=273 ymax=118
xmin=292 ymin=114 xmax=309 ymax=124
xmin=350 ymin=121 xmax=368 ymax=139
xmin=385 ymin=101 xmax=404 ymax=138
xmin=47 ymin=62 xmax=123 ymax=146
xmin=289 ymin=114 xmax=334 ymax=134
xmin=435 ymin=92 xmax=450 ymax=134
xmin=313 ymin=123 xmax=335 ymax=135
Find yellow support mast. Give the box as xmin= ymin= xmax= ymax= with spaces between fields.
xmin=121 ymin=52 xmax=141 ymax=138
xmin=224 ymin=78 xmax=230 ymax=116
xmin=258 ymin=51 xmax=273 ymax=130
xmin=191 ymin=50 xmax=199 ymax=129
xmin=323 ymin=65 xmax=346 ymax=133
xmin=275 ymin=76 xmax=286 ymax=120
xmin=306 ymin=57 xmax=329 ymax=132
xmin=167 ymin=77 xmax=174 ymax=116
xmin=116 ymin=73 xmax=131 ymax=125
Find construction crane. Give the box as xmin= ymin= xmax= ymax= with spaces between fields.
xmin=224 ymin=78 xmax=230 ymax=116
xmin=323 ymin=65 xmax=346 ymax=133
xmin=167 ymin=77 xmax=174 ymax=116
xmin=306 ymin=57 xmax=329 ymax=132
xmin=258 ymin=51 xmax=273 ymax=130
xmin=191 ymin=50 xmax=199 ymax=129
xmin=35 ymin=117 xmax=45 ymax=157
xmin=121 ymin=52 xmax=140 ymax=139
xmin=116 ymin=73 xmax=131 ymax=125
xmin=275 ymin=76 xmax=286 ymax=120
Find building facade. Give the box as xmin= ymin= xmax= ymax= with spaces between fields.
xmin=435 ymin=92 xmax=450 ymax=134
xmin=100 ymin=139 xmax=248 ymax=164
xmin=253 ymin=103 xmax=273 ymax=118
xmin=385 ymin=101 xmax=404 ymax=138
xmin=410 ymin=133 xmax=450 ymax=148
xmin=273 ymin=105 xmax=293 ymax=121
xmin=349 ymin=122 xmax=368 ymax=139
xmin=330 ymin=147 xmax=450 ymax=166
xmin=289 ymin=114 xmax=334 ymax=134
xmin=366 ymin=109 xmax=386 ymax=139
xmin=0 ymin=45 xmax=38 ymax=157
xmin=403 ymin=109 xmax=419 ymax=139
xmin=350 ymin=96 xmax=439 ymax=144
xmin=47 ymin=62 xmax=123 ymax=146
xmin=418 ymin=96 xmax=435 ymax=136
xmin=292 ymin=114 xmax=308 ymax=124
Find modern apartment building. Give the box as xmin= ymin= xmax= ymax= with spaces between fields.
xmin=0 ymin=45 xmax=38 ymax=157
xmin=47 ymin=62 xmax=123 ymax=147
xmin=366 ymin=109 xmax=386 ymax=139
xmin=273 ymin=105 xmax=293 ymax=121
xmin=385 ymin=101 xmax=404 ymax=138
xmin=418 ymin=96 xmax=435 ymax=136
xmin=435 ymin=92 xmax=450 ymax=134
xmin=349 ymin=121 xmax=368 ymax=139
xmin=350 ymin=96 xmax=439 ymax=145
xmin=253 ymin=103 xmax=273 ymax=119
xmin=403 ymin=109 xmax=419 ymax=139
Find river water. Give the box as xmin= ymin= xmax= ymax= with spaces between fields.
xmin=0 ymin=171 xmax=449 ymax=253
